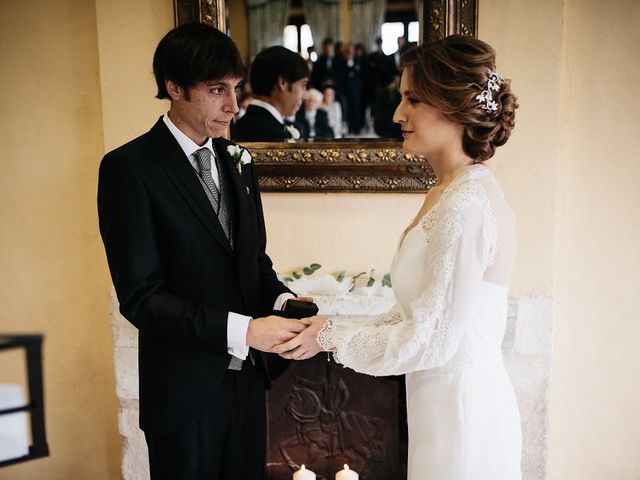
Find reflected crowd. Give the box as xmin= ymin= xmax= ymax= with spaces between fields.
xmin=235 ymin=36 xmax=416 ymax=141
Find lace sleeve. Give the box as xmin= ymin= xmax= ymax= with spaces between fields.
xmin=317 ymin=303 xmax=403 ymax=354
xmin=316 ymin=182 xmax=496 ymax=377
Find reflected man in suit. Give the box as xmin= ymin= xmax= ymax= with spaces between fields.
xmin=97 ymin=23 xmax=307 ymax=480
xmin=231 ymin=46 xmax=309 ymax=142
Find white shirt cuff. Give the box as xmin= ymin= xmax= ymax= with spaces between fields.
xmin=274 ymin=293 xmax=296 ymax=311
xmin=227 ymin=312 xmax=251 ymax=360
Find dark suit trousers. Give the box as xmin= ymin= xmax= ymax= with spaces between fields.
xmin=145 ymin=361 xmax=267 ymax=480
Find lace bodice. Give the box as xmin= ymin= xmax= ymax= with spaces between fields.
xmin=317 ymin=164 xmax=516 ymax=377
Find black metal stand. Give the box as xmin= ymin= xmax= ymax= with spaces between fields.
xmin=0 ymin=334 xmax=49 ymax=467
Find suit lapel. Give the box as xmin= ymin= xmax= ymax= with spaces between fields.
xmin=150 ymin=119 xmax=233 ymax=256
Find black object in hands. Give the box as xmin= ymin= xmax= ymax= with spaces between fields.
xmin=277 ymin=299 xmax=319 ymax=319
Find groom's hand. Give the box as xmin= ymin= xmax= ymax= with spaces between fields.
xmin=273 ymin=316 xmax=327 ymax=360
xmin=295 ymin=296 xmax=314 ymax=303
xmin=246 ymin=315 xmax=308 ymax=353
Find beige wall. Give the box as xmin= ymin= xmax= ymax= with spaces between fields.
xmin=0 ymin=1 xmax=120 ymax=478
xmin=549 ymin=0 xmax=640 ymax=477
xmin=95 ymin=0 xmax=174 ymax=152
xmin=263 ymin=193 xmax=422 ymax=276
xmin=478 ymin=0 xmax=563 ymax=295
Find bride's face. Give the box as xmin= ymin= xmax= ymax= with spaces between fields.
xmin=393 ymin=70 xmax=463 ymax=159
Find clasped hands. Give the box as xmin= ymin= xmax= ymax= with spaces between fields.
xmin=246 ymin=297 xmax=327 ymax=361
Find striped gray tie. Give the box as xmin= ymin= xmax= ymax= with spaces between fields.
xmin=193 ymin=148 xmax=232 ymax=244
xmin=193 ymin=147 xmax=242 ymax=371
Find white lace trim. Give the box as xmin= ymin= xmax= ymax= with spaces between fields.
xmin=316 ymin=317 xmax=336 ymax=352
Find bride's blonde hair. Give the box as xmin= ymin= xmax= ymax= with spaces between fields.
xmin=400 ymin=35 xmax=518 ymax=162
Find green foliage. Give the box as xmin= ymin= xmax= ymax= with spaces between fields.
xmin=282 ymin=264 xmax=391 ymax=292
xmin=349 ymin=272 xmax=367 ymax=292
xmin=303 ymin=263 xmax=322 ymax=275
xmin=367 ymin=269 xmax=375 ymax=287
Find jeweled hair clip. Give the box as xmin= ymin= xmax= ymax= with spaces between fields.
xmin=475 ymin=70 xmax=504 ymax=112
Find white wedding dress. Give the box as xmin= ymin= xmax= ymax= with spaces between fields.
xmin=318 ymin=164 xmax=522 ymax=479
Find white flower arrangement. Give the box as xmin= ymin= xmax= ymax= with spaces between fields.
xmin=279 ymin=264 xmax=393 ymax=297
xmin=284 ymin=124 xmax=301 ymax=142
xmin=226 ymin=144 xmax=252 ymax=173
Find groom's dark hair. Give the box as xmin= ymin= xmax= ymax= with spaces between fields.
xmin=153 ymin=22 xmax=244 ymax=100
xmin=249 ymin=46 xmax=309 ymax=97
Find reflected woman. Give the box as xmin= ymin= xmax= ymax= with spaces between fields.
xmin=276 ymin=35 xmax=521 ymax=479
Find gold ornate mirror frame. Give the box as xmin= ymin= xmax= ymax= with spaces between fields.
xmin=174 ymin=0 xmax=477 ymax=192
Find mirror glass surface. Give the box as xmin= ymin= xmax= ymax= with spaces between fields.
xmin=228 ymin=0 xmax=418 ymax=143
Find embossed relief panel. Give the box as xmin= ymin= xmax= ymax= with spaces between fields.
xmin=266 ymin=357 xmax=406 ymax=480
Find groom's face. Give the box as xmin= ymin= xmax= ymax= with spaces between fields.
xmin=168 ymin=76 xmax=242 ymax=144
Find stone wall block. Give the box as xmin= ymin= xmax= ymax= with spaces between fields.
xmin=514 ymin=295 xmax=555 ymax=354
xmin=505 ymin=354 xmax=550 ymax=480
xmin=110 ymin=288 xmax=138 ymax=348
xmin=114 ymin=346 xmax=139 ymax=400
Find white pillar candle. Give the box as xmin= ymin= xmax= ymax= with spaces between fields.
xmin=335 ymin=464 xmax=359 ymax=480
xmin=293 ymin=464 xmax=316 ymax=480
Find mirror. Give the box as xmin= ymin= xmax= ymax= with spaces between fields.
xmin=175 ymin=0 xmax=477 ymax=192
xmin=229 ymin=0 xmax=418 ymax=143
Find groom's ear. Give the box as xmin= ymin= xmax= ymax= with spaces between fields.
xmin=276 ymin=75 xmax=288 ymax=93
xmin=165 ymin=79 xmax=184 ymax=102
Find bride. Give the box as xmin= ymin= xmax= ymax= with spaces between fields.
xmin=275 ymin=35 xmax=521 ymax=479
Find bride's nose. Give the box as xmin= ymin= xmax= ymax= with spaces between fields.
xmin=393 ymin=102 xmax=406 ymax=125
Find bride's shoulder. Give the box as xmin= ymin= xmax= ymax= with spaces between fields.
xmin=441 ymin=167 xmax=493 ymax=208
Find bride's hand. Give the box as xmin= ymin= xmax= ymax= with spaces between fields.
xmin=273 ymin=315 xmax=327 ymax=360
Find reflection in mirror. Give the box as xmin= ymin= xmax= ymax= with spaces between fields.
xmin=228 ymin=0 xmax=418 ymax=143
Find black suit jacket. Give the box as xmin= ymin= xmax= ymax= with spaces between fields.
xmin=311 ymin=54 xmax=347 ymax=91
xmin=294 ymin=108 xmax=334 ymax=139
xmin=231 ymin=105 xmax=291 ymax=142
xmin=98 ymin=118 xmax=290 ymax=434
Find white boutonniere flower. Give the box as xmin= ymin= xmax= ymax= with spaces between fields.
xmin=284 ymin=124 xmax=301 ymax=142
xmin=226 ymin=144 xmax=252 ymax=173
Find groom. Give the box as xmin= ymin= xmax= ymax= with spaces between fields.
xmin=98 ymin=23 xmax=306 ymax=479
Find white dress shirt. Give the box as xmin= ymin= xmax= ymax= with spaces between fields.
xmin=163 ymin=113 xmax=293 ymax=359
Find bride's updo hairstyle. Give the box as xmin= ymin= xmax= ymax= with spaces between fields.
xmin=400 ymin=35 xmax=518 ymax=162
